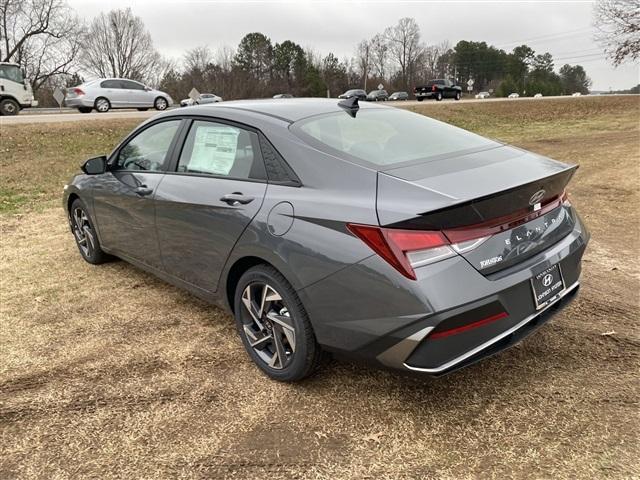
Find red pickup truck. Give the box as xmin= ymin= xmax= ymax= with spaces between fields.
xmin=414 ymin=79 xmax=462 ymax=101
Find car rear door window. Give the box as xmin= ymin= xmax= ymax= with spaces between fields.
xmin=100 ymin=80 xmax=122 ymax=89
xmin=121 ymin=80 xmax=145 ymax=90
xmin=176 ymin=120 xmax=266 ymax=180
xmin=115 ymin=120 xmax=181 ymax=171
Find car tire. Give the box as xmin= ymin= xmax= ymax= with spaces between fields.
xmin=417 ymin=97 xmax=424 ymax=102
xmin=436 ymin=92 xmax=443 ymax=101
xmin=94 ymin=97 xmax=110 ymax=113
xmin=137 ymin=108 xmax=149 ymax=111
xmin=69 ymin=198 xmax=109 ymax=265
xmin=154 ymin=97 xmax=168 ymax=110
xmin=234 ymin=264 xmax=323 ymax=382
xmin=78 ymin=107 xmax=92 ymax=113
xmin=455 ymin=92 xmax=461 ymax=101
xmin=0 ymin=98 xmax=20 ymax=116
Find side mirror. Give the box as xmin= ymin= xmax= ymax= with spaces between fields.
xmin=145 ymin=86 xmax=152 ymax=91
xmin=81 ymin=155 xmax=107 ymax=175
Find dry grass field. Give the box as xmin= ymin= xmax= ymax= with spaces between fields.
xmin=1 ymin=96 xmax=639 ymax=479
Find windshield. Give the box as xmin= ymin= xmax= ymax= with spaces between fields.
xmin=0 ymin=64 xmax=24 ymax=83
xmin=293 ymin=108 xmax=499 ymax=167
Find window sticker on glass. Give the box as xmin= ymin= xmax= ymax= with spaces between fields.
xmin=188 ymin=125 xmax=239 ymax=175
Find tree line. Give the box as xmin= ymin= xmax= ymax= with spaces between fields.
xmin=1 ymin=0 xmax=638 ymax=107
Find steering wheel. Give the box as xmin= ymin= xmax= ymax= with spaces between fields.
xmin=121 ymin=157 xmax=161 ymax=171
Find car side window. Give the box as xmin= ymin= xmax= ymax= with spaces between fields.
xmin=115 ymin=120 xmax=181 ymax=171
xmin=177 ymin=120 xmax=265 ymax=180
xmin=100 ymin=80 xmax=120 ymax=89
xmin=122 ymin=80 xmax=145 ymax=90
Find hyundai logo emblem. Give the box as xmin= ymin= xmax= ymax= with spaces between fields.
xmin=529 ymin=189 xmax=546 ymax=206
xmin=542 ymin=273 xmax=553 ymax=287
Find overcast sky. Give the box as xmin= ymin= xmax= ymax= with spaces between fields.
xmin=67 ymin=0 xmax=639 ymax=91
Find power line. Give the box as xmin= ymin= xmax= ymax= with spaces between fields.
xmin=494 ymin=27 xmax=596 ymax=48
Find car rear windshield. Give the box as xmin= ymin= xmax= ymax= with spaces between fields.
xmin=293 ymin=108 xmax=499 ymax=167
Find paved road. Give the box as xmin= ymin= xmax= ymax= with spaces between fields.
xmin=1 ymin=95 xmax=627 ymax=126
xmin=1 ymin=109 xmax=159 ymax=125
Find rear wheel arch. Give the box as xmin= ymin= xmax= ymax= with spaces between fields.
xmin=225 ymin=256 xmax=281 ymax=313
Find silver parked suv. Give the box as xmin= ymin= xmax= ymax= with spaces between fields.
xmin=65 ymin=78 xmax=173 ymax=113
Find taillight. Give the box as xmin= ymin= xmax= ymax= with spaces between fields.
xmin=431 ymin=84 xmax=437 ymax=92
xmin=73 ymin=88 xmax=85 ymax=95
xmin=347 ymin=224 xmax=455 ymax=280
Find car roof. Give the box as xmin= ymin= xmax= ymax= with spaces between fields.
xmin=165 ymin=98 xmax=389 ymax=123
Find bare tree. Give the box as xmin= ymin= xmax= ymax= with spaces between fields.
xmin=355 ymin=39 xmax=371 ymax=89
xmin=184 ymin=45 xmax=213 ymax=72
xmin=0 ymin=0 xmax=82 ymax=90
xmin=215 ymin=45 xmax=235 ymax=72
xmin=594 ymin=0 xmax=640 ymax=66
xmin=370 ymin=33 xmax=389 ymax=80
xmin=385 ymin=17 xmax=424 ymax=89
xmin=80 ymin=8 xmax=162 ymax=82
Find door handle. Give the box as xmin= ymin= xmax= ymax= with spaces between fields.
xmin=134 ymin=185 xmax=154 ymax=196
xmin=220 ymin=192 xmax=254 ymax=205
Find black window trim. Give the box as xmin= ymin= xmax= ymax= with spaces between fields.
xmin=165 ymin=116 xmax=268 ymax=184
xmin=163 ymin=114 xmax=301 ymax=186
xmin=107 ymin=114 xmax=303 ymax=186
xmin=107 ymin=118 xmax=187 ymax=173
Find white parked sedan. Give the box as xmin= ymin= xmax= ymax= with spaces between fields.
xmin=572 ymin=92 xmax=582 ymax=97
xmin=475 ymin=91 xmax=490 ymax=99
xmin=508 ymin=93 xmax=519 ymax=98
xmin=65 ymin=78 xmax=173 ymax=113
xmin=180 ymin=93 xmax=223 ymax=107
xmin=534 ymin=93 xmax=543 ymax=98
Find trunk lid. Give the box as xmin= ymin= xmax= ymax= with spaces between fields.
xmin=376 ymin=145 xmax=578 ymax=274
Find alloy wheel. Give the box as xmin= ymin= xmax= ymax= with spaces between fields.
xmin=72 ymin=207 xmax=96 ymax=258
xmin=96 ymin=99 xmax=109 ymax=112
xmin=240 ymin=282 xmax=296 ymax=369
xmin=155 ymin=98 xmax=168 ymax=110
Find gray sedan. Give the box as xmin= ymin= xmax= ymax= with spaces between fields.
xmin=63 ymin=98 xmax=589 ymax=382
xmin=65 ymin=78 xmax=173 ymax=113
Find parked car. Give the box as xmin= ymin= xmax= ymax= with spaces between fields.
xmin=338 ymin=89 xmax=367 ymax=100
xmin=534 ymin=93 xmax=543 ymax=98
xmin=180 ymin=93 xmax=223 ymax=107
xmin=572 ymin=92 xmax=582 ymax=97
xmin=414 ymin=79 xmax=461 ymax=101
xmin=508 ymin=93 xmax=520 ymax=98
xmin=475 ymin=91 xmax=490 ymax=99
xmin=65 ymin=78 xmax=173 ymax=113
xmin=366 ymin=89 xmax=389 ymax=101
xmin=63 ymin=98 xmax=589 ymax=382
xmin=389 ymin=91 xmax=409 ymax=101
xmin=273 ymin=93 xmax=294 ymax=99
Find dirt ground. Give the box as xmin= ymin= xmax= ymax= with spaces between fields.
xmin=1 ymin=96 xmax=639 ymax=479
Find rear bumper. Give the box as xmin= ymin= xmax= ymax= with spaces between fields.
xmin=300 ymin=210 xmax=589 ymax=375
xmin=386 ymin=280 xmax=579 ymax=375
xmin=64 ymin=97 xmax=93 ymax=108
xmin=415 ymin=92 xmax=435 ymax=98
